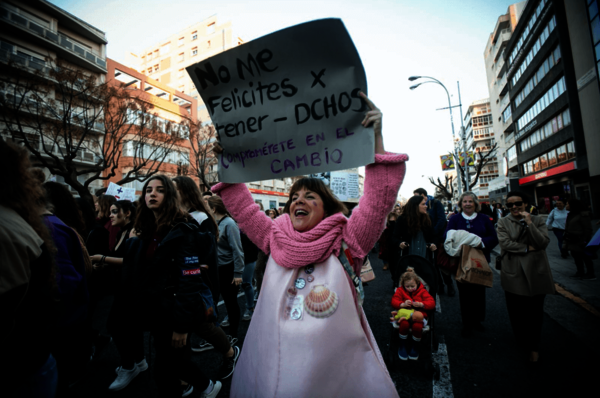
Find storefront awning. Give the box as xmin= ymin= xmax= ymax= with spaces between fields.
xmin=519 ymin=161 xmax=576 ymax=185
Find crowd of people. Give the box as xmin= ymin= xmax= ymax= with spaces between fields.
xmin=382 ymin=185 xmax=597 ymax=368
xmin=2 ymin=86 xmax=597 ymax=397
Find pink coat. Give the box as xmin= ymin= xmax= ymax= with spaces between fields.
xmin=212 ymin=152 xmax=408 ymax=398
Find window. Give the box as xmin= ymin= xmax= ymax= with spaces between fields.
xmin=147 ymin=67 xmax=152 ymax=74
xmin=192 ymin=31 xmax=198 ymax=40
xmin=556 ymin=145 xmax=567 ymax=163
xmin=207 ymin=40 xmax=211 ymax=48
xmin=502 ymin=106 xmax=512 ymax=123
xmin=207 ymin=22 xmax=215 ymax=34
xmin=153 ymin=49 xmax=159 ymax=58
xmin=178 ymin=69 xmax=184 ymax=79
xmin=539 ymin=154 xmax=548 ymax=169
xmin=191 ymin=47 xmax=198 ymax=56
xmin=567 ymin=142 xmax=576 ymax=159
xmin=147 ymin=52 xmax=153 ymax=60
xmin=178 ymin=53 xmax=184 ymax=62
xmin=507 ymin=145 xmax=517 ymax=162
xmin=160 ymin=43 xmax=170 ymax=56
xmin=178 ymin=37 xmax=184 ymax=47
xmin=511 ymin=15 xmax=557 ymax=86
xmin=517 ymin=77 xmax=567 ymax=131
xmin=154 ymin=64 xmax=159 ymax=72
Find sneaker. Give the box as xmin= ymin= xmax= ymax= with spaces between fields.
xmin=192 ymin=339 xmax=214 ymax=353
xmin=221 ymin=316 xmax=230 ymax=327
xmin=109 ymin=366 xmax=141 ymax=391
xmin=242 ymin=309 xmax=253 ymax=321
xmin=583 ymin=274 xmax=597 ymax=281
xmin=569 ymin=273 xmax=585 ymax=279
xmin=182 ymin=384 xmax=194 ymax=397
xmin=135 ymin=358 xmax=148 ymax=372
xmin=201 ymin=380 xmax=222 ymax=398
xmin=217 ymin=346 xmax=240 ymax=379
xmin=227 ymin=335 xmax=238 ymax=346
xmin=397 ymin=345 xmax=408 ymax=361
xmin=408 ymin=346 xmax=420 ymax=361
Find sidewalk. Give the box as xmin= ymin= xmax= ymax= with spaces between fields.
xmin=492 ymin=219 xmax=600 ymax=311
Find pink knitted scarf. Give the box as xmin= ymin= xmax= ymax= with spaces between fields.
xmin=270 ymin=212 xmax=348 ymax=268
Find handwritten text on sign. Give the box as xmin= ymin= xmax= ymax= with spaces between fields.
xmin=187 ymin=18 xmax=374 ymax=183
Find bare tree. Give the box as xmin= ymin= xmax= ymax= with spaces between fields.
xmin=429 ymin=174 xmax=454 ymax=200
xmin=185 ymin=121 xmax=219 ymax=190
xmin=0 ymin=58 xmax=185 ymax=204
xmin=458 ymin=144 xmax=499 ymax=191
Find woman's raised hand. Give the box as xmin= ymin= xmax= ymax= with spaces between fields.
xmin=359 ymin=92 xmax=385 ymax=155
xmin=399 ymin=242 xmax=409 ymax=250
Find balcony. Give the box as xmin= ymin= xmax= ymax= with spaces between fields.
xmin=0 ymin=4 xmax=107 ymax=73
xmin=493 ymin=29 xmax=511 ymax=62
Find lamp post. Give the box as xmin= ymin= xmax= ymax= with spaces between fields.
xmin=409 ymin=76 xmax=466 ymax=196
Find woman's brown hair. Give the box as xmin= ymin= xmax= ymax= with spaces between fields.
xmin=282 ymin=178 xmax=348 ymax=217
xmin=172 ymin=176 xmax=219 ymax=239
xmin=207 ymin=196 xmax=233 ymax=219
xmin=403 ymin=195 xmax=431 ymax=234
xmin=133 ymin=174 xmax=188 ymax=239
xmin=98 ymin=194 xmax=116 ymax=218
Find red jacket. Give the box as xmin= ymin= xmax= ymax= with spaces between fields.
xmin=391 ymin=283 xmax=435 ymax=311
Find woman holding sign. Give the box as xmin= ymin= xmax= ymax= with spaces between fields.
xmin=212 ymin=93 xmax=404 ymax=397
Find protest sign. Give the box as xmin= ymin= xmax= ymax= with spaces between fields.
xmin=106 ymin=182 xmax=137 ymax=202
xmin=316 ymin=168 xmax=361 ymax=202
xmin=187 ymin=18 xmax=373 ymax=183
xmin=440 ymin=154 xmax=455 ymax=170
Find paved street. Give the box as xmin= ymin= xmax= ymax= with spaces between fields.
xmin=69 ymin=226 xmax=600 ymax=398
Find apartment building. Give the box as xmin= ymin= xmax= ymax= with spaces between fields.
xmin=483 ymin=2 xmax=526 ymax=203
xmin=503 ymin=0 xmax=600 ymax=215
xmin=463 ymin=99 xmax=498 ymax=201
xmin=106 ymin=59 xmax=198 ymax=194
xmin=131 ymin=16 xmax=243 ymax=124
xmin=0 ymin=0 xmax=108 ymax=195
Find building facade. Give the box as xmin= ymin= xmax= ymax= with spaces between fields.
xmin=131 ymin=16 xmax=243 ymax=124
xmin=0 ymin=0 xmax=108 ymax=195
xmin=504 ymin=0 xmax=600 ymax=215
xmin=464 ymin=98 xmax=498 ymax=201
xmin=483 ymin=2 xmax=526 ymax=203
xmin=106 ymin=59 xmax=198 ymax=194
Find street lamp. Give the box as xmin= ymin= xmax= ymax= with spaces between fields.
xmin=408 ymin=76 xmax=470 ymax=196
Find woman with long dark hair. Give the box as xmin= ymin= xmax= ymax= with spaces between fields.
xmin=393 ymin=195 xmax=437 ymax=257
xmin=172 ymin=176 xmax=218 ymax=236
xmin=121 ymin=175 xmax=220 ymax=397
xmin=564 ymin=198 xmax=595 ymax=280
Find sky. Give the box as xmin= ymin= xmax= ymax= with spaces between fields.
xmin=52 ymin=0 xmax=518 ymax=198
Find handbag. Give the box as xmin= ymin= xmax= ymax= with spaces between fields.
xmin=360 ymin=257 xmax=376 ymax=282
xmin=436 ymin=243 xmax=458 ymax=274
xmin=455 ymin=245 xmax=494 ymax=288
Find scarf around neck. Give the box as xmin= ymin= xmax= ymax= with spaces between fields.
xmin=269 ymin=212 xmax=349 ymax=268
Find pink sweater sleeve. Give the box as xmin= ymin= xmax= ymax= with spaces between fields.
xmin=211 ymin=183 xmax=273 ymax=254
xmin=344 ymin=152 xmax=408 ymax=260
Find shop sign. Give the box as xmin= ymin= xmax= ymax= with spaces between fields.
xmin=519 ymin=161 xmax=576 ymax=185
xmin=249 ymin=188 xmax=288 ymax=197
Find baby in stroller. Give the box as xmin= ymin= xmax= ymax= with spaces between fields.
xmin=390 ymin=268 xmax=435 ymax=360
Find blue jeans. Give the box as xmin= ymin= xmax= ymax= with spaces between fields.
xmin=242 ymin=261 xmax=256 ymax=311
xmin=13 ymin=354 xmax=58 ymax=398
xmin=553 ymin=229 xmax=567 ymax=255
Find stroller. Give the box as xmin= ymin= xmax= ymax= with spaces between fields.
xmin=387 ymin=252 xmax=440 ymax=379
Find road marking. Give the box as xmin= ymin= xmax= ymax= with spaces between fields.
xmin=432 ymin=336 xmax=454 ymax=398
xmin=554 ymin=283 xmax=600 ymax=318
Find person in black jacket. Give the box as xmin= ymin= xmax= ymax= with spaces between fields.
xmin=413 ymin=188 xmax=454 ymax=295
xmin=119 ymin=175 xmax=222 ymax=397
xmin=391 ymin=195 xmax=437 ymax=285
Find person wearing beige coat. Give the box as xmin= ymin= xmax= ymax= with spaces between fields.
xmin=497 ymin=191 xmax=555 ymax=367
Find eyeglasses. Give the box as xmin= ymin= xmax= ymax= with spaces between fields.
xmin=506 ymin=201 xmax=524 ymax=208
